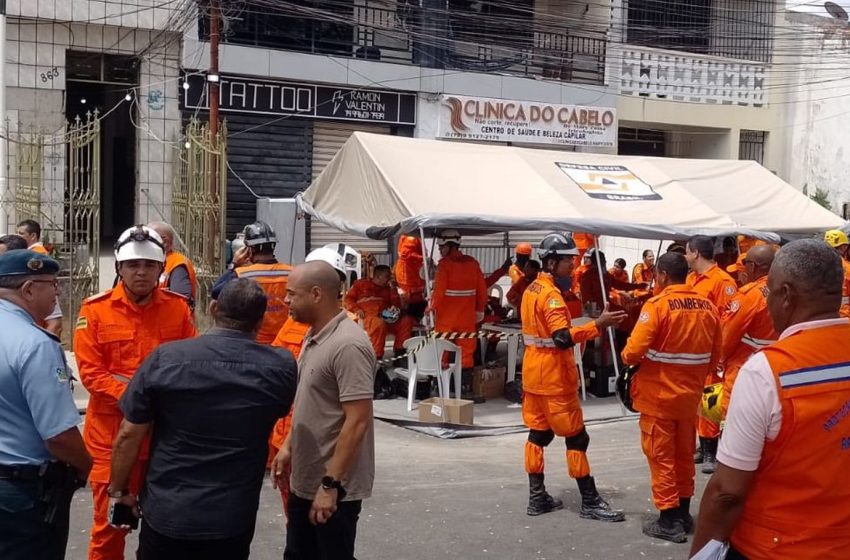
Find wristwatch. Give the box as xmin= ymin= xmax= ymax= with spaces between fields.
xmin=107 ymin=488 xmax=130 ymax=498
xmin=321 ymin=476 xmax=343 ymax=492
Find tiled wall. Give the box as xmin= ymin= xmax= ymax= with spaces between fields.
xmin=6 ymin=18 xmax=183 ymax=233
xmin=8 ymin=0 xmax=181 ymax=30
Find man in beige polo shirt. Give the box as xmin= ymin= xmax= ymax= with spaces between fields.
xmin=272 ymin=260 xmax=375 ymax=560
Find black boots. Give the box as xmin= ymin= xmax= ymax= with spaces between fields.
xmin=526 ymin=474 xmax=564 ymax=516
xmin=679 ymin=497 xmax=694 ymax=534
xmin=643 ymin=507 xmax=687 ymax=543
xmin=701 ymin=438 xmax=718 ymax=474
xmin=576 ymin=476 xmax=625 ymax=522
xmin=461 ymin=368 xmax=485 ymax=404
xmin=694 ymin=437 xmax=705 ymax=464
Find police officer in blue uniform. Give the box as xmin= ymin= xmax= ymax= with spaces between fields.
xmin=0 ymin=249 xmax=92 ymax=560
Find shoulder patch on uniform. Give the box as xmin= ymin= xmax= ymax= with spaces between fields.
xmin=725 ymin=285 xmax=735 ymax=296
xmin=75 ymin=316 xmax=88 ymax=330
xmin=547 ymin=297 xmax=564 ymax=309
xmin=639 ymin=311 xmax=650 ymax=323
xmin=84 ymin=290 xmax=111 ymax=304
xmin=728 ymin=300 xmax=740 ymax=313
xmin=56 ymin=366 xmax=70 ymax=382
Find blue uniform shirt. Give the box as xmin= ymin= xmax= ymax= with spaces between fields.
xmin=0 ymin=299 xmax=81 ymax=465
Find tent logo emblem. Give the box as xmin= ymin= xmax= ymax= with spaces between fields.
xmin=556 ymin=163 xmax=662 ymax=201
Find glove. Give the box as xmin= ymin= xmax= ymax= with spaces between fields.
xmin=502 ymin=257 xmax=513 ymax=270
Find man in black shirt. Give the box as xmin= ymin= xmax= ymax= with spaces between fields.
xmin=108 ymin=278 xmax=297 ymax=560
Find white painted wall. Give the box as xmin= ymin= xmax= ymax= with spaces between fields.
xmin=778 ymin=14 xmax=850 ymax=214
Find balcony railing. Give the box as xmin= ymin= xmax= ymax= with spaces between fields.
xmin=619 ymin=46 xmax=768 ymax=106
xmin=210 ymin=4 xmax=608 ymax=86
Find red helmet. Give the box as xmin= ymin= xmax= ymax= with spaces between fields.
xmin=515 ymin=242 xmax=533 ymax=256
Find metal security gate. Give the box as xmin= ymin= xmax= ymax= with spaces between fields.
xmin=1 ymin=113 xmax=101 ymax=344
xmin=172 ymin=118 xmax=227 ymax=314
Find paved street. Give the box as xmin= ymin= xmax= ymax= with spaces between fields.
xmin=67 ymin=416 xmax=706 ymax=560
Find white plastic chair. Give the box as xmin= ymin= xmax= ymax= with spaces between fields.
xmin=393 ymin=336 xmax=463 ymax=412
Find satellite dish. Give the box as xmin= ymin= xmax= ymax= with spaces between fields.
xmin=825 ymin=1 xmax=849 ymax=19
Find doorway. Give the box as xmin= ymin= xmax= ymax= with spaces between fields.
xmin=65 ymin=51 xmax=139 ymax=243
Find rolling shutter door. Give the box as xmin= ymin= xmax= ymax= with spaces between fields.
xmin=309 ymin=121 xmax=392 ymax=255
xmin=225 ymin=113 xmax=312 ymax=238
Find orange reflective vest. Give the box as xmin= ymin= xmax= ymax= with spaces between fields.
xmin=344 ymin=278 xmax=400 ymax=317
xmin=621 ymin=285 xmax=720 ymax=419
xmin=840 ymin=259 xmax=850 ymax=319
xmin=720 ymin=276 xmax=777 ymax=374
xmin=687 ymin=263 xmax=737 ymax=314
xmin=73 ymin=283 xmax=196 ymax=481
xmin=395 ymin=236 xmax=425 ymax=304
xmin=730 ymin=321 xmax=850 ymax=559
xmin=235 ymin=262 xmax=291 ymax=344
xmin=521 ymin=273 xmax=600 ymax=397
xmin=160 ymin=250 xmax=198 ymax=300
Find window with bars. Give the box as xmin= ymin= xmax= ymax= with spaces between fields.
xmin=739 ymin=130 xmax=766 ymax=165
xmin=626 ymin=0 xmax=773 ymax=63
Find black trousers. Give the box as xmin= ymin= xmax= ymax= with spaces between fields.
xmin=137 ymin=519 xmax=255 ymax=560
xmin=284 ymin=494 xmax=362 ymax=560
xmin=0 ymin=478 xmax=72 ymax=560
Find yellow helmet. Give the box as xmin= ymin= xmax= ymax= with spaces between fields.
xmin=701 ymin=383 xmax=724 ymax=424
xmin=824 ymin=229 xmax=849 ymax=248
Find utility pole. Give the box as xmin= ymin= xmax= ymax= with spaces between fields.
xmin=0 ymin=0 xmax=8 ymax=233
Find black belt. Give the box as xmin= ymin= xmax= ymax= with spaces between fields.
xmin=0 ymin=463 xmax=44 ymax=481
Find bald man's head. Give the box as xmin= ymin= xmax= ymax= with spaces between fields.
xmin=285 ymin=261 xmax=343 ymax=325
xmin=766 ymin=239 xmax=843 ymax=333
xmin=744 ymin=245 xmax=775 ymax=281
xmin=148 ymin=221 xmax=175 ymax=252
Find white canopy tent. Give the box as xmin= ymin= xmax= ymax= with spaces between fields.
xmin=297 ymin=132 xmax=844 ymax=241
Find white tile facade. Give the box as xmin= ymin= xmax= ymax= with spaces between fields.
xmin=6 ymin=13 xmax=183 ymax=230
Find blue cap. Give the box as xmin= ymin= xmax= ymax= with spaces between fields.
xmin=0 ymin=249 xmax=60 ymax=277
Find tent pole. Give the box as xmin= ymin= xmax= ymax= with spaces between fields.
xmin=593 ymin=236 xmax=628 ymax=417
xmin=420 ymin=227 xmax=450 ymax=419
xmin=650 ymin=239 xmax=663 ymax=292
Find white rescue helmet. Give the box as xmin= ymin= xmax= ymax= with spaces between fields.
xmin=305 ymin=247 xmax=347 ymax=277
xmin=437 ymin=229 xmax=462 ymax=246
xmin=114 ymin=225 xmax=165 ymax=263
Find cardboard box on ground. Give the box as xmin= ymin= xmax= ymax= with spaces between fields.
xmin=419 ymin=398 xmax=474 ymax=425
xmin=473 ymin=364 xmax=506 ymax=399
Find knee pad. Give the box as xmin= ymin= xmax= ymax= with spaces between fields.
xmin=564 ymin=428 xmax=590 ymax=452
xmin=528 ymin=429 xmax=555 ymax=447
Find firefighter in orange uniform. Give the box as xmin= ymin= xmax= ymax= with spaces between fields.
xmin=824 ymin=229 xmax=850 ymax=318
xmin=506 ymin=259 xmax=540 ymax=312
xmin=211 ymin=221 xmax=291 ymax=344
xmin=718 ymin=245 xmax=777 ymax=419
xmin=15 ymin=219 xmax=49 ymax=255
xmin=74 ymin=225 xmax=196 ymax=560
xmin=509 ymin=243 xmax=533 ymax=285
xmin=344 ymin=264 xmax=414 ymax=359
xmin=428 ymin=230 xmax=487 ymax=394
xmin=622 ymin=252 xmax=721 ymax=543
xmin=684 ymin=235 xmax=737 ymax=473
xmin=395 ymin=235 xmax=427 ymax=321
xmin=521 ymin=232 xmax=627 ymax=521
xmin=608 ymin=258 xmax=629 ymax=284
xmin=632 ymin=250 xmax=656 ymax=284
xmin=692 ymin=239 xmax=850 ymax=560
xmin=148 ymin=221 xmax=197 ymax=308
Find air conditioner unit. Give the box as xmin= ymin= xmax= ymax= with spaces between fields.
xmin=787 ymin=1 xmax=850 ymax=21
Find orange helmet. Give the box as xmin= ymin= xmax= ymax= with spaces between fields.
xmin=515 ymin=242 xmax=533 ymax=256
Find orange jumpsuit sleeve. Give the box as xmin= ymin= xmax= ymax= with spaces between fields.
xmin=506 ymin=281 xmax=524 ymax=308
xmin=569 ymin=320 xmax=600 ymax=345
xmin=509 ymin=266 xmax=523 ymax=285
xmin=344 ymin=281 xmax=363 ymax=314
xmin=431 ymin=260 xmax=448 ymax=310
xmin=476 ymin=264 xmax=488 ymax=312
xmin=621 ymin=301 xmax=660 ymax=365
xmin=631 ymin=264 xmax=642 ymax=284
xmin=712 ymin=278 xmax=738 ymax=313
xmin=708 ymin=316 xmax=722 ymax=375
xmin=719 ymin=293 xmax=756 ymax=363
xmin=541 ymin=289 xmax=599 ymax=343
xmin=73 ymin=306 xmax=127 ymax=404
